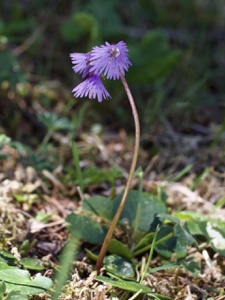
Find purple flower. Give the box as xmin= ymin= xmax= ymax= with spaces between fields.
xmin=72 ymin=74 xmax=111 ymax=102
xmin=70 ymin=52 xmax=91 ymax=78
xmin=70 ymin=41 xmax=131 ymax=102
xmin=90 ymin=41 xmax=132 ymax=80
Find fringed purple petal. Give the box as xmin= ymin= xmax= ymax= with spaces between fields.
xmin=90 ymin=41 xmax=132 ymax=80
xmin=72 ymin=75 xmax=111 ymax=102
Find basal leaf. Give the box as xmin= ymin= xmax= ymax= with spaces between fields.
xmin=155 ymin=225 xmax=187 ymax=259
xmin=133 ymin=232 xmax=154 ymax=251
xmin=5 ymin=290 xmax=28 ymax=300
xmin=186 ymin=219 xmax=204 ymax=236
xmin=148 ymin=257 xmax=193 ymax=273
xmin=95 ymin=276 xmax=171 ymax=299
xmin=200 ymin=221 xmax=225 ymax=255
xmin=112 ymin=190 xmax=137 ymax=226
xmin=0 ymin=281 xmax=6 ymax=297
xmin=85 ymin=249 xmax=98 ymax=261
xmin=66 ymin=213 xmax=107 ymax=243
xmin=173 ymin=211 xmax=205 ymax=235
xmin=108 ymin=240 xmax=132 ymax=259
xmin=20 ymin=258 xmax=44 ymax=271
xmin=96 ymin=276 xmax=152 ymax=293
xmin=0 ymin=269 xmax=52 ymax=295
xmin=0 ymin=251 xmax=16 ymax=265
xmin=158 ymin=213 xmax=180 ymax=224
xmin=112 ymin=190 xmax=167 ymax=232
xmin=173 ymin=211 xmax=205 ymax=222
xmin=82 ymin=196 xmax=113 ymax=220
xmin=174 ymin=224 xmax=197 ymax=248
xmin=175 ymin=211 xmax=225 ymax=255
xmin=182 ymin=261 xmax=201 ymax=277
xmin=31 ymin=275 xmax=53 ymax=290
xmin=104 ymin=255 xmax=134 ymax=278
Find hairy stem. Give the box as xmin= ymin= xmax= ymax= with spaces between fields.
xmin=95 ymin=72 xmax=140 ymax=272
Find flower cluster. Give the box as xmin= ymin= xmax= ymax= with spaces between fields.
xmin=70 ymin=41 xmax=131 ymax=102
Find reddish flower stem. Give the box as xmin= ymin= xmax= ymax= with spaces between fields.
xmin=95 ymin=72 xmax=140 ymax=272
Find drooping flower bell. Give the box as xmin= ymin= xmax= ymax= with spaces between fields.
xmin=70 ymin=53 xmax=91 ymax=78
xmin=90 ymin=41 xmax=132 ymax=80
xmin=72 ymin=74 xmax=111 ymax=103
xmin=70 ymin=41 xmax=131 ymax=102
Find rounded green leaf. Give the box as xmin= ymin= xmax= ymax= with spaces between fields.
xmin=0 ymin=281 xmax=6 ymax=297
xmin=155 ymin=225 xmax=187 ymax=259
xmin=199 ymin=221 xmax=225 ymax=255
xmin=104 ymin=255 xmax=134 ymax=278
xmin=20 ymin=258 xmax=44 ymax=271
xmin=82 ymin=196 xmax=113 ymax=220
xmin=0 ymin=251 xmax=16 ymax=266
xmin=108 ymin=239 xmax=132 ymax=259
xmin=66 ymin=213 xmax=107 ymax=243
xmin=0 ymin=269 xmax=52 ymax=295
xmin=112 ymin=190 xmax=167 ymax=232
xmin=95 ymin=276 xmax=172 ymax=299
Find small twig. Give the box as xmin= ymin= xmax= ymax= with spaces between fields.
xmin=12 ymin=25 xmax=47 ymax=56
xmin=42 ymin=169 xmax=65 ymax=191
xmin=143 ymin=154 xmax=159 ymax=177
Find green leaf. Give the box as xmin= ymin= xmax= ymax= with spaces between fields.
xmin=182 ymin=261 xmax=201 ymax=277
xmin=60 ymin=12 xmax=98 ymax=42
xmin=20 ymin=258 xmax=44 ymax=271
xmin=199 ymin=221 xmax=225 ymax=255
xmin=0 ymin=134 xmax=11 ymax=148
xmin=0 ymin=281 xmax=6 ymax=297
xmin=104 ymin=255 xmax=134 ymax=278
xmin=108 ymin=240 xmax=132 ymax=259
xmin=155 ymin=225 xmax=187 ymax=259
xmin=84 ymin=1 xmax=123 ymax=38
xmin=186 ymin=220 xmax=204 ymax=236
xmin=85 ymin=249 xmax=98 ymax=261
xmin=0 ymin=262 xmax=15 ymax=270
xmin=173 ymin=211 xmax=205 ymax=235
xmin=35 ymin=211 xmax=51 ymax=223
xmin=0 ymin=269 xmax=52 ymax=295
xmin=96 ymin=276 xmax=151 ymax=293
xmin=52 ymin=235 xmax=79 ymax=300
xmin=95 ymin=276 xmax=171 ymax=299
xmin=0 ymin=251 xmax=16 ymax=266
xmin=0 ymin=51 xmax=26 ymax=88
xmin=174 ymin=212 xmax=225 ymax=255
xmin=5 ymin=290 xmax=28 ymax=300
xmin=148 ymin=257 xmax=200 ymax=277
xmin=110 ymin=292 xmax=119 ymax=300
xmin=38 ymin=112 xmax=72 ymax=131
xmin=158 ymin=213 xmax=180 ymax=224
xmin=83 ymin=167 xmax=122 ymax=185
xmin=128 ymin=30 xmax=181 ymax=84
xmin=173 ymin=211 xmax=205 ymax=222
xmin=66 ymin=213 xmax=107 ymax=243
xmin=148 ymin=257 xmax=192 ymax=273
xmin=19 ymin=240 xmax=30 ymax=253
xmin=112 ymin=190 xmax=167 ymax=232
xmin=82 ymin=196 xmax=113 ymax=220
xmin=174 ymin=224 xmax=197 ymax=248
xmin=133 ymin=232 xmax=154 ymax=251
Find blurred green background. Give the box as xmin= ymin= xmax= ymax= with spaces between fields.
xmin=0 ymin=0 xmax=224 ymax=143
